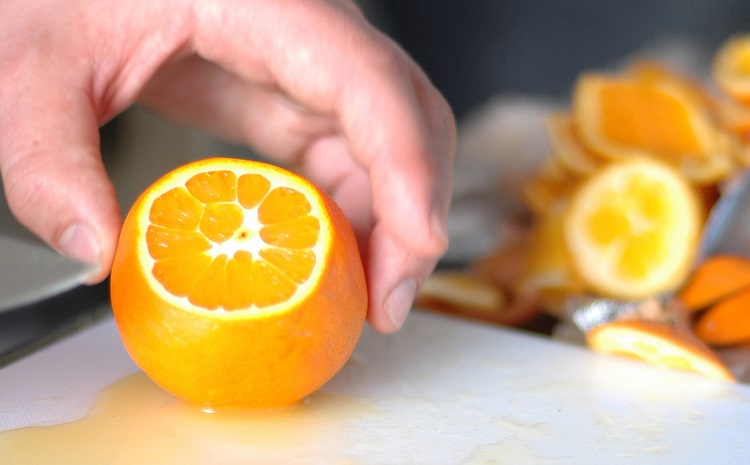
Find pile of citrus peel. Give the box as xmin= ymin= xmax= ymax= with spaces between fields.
xmin=417 ymin=34 xmax=750 ymax=383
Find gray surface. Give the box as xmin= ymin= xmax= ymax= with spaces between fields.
xmin=2 ymin=310 xmax=749 ymax=462
xmin=0 ymin=184 xmax=94 ymax=312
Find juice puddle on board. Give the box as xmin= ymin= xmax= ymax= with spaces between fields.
xmin=0 ymin=372 xmax=374 ymax=464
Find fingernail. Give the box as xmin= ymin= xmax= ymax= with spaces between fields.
xmin=59 ymin=223 xmax=101 ymax=266
xmin=385 ymin=278 xmax=418 ymax=330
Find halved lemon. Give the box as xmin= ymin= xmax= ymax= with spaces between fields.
xmin=564 ymin=158 xmax=702 ymax=300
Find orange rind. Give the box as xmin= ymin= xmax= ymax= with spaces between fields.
xmin=586 ymin=319 xmax=735 ymax=381
xmin=111 ymin=158 xmax=367 ymax=409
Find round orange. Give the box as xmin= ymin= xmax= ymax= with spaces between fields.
xmin=110 ymin=157 xmax=367 ymax=410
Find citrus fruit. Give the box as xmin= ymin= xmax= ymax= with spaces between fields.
xmin=416 ymin=271 xmax=506 ymax=316
xmin=694 ymin=287 xmax=750 ymax=347
xmin=544 ymin=112 xmax=602 ymax=176
xmin=521 ymin=156 xmax=579 ymax=214
xmin=586 ymin=318 xmax=735 ymax=382
xmin=110 ymin=157 xmax=367 ymax=410
xmin=519 ymin=209 xmax=586 ymax=302
xmin=678 ymin=254 xmax=750 ymax=312
xmin=573 ymin=73 xmax=718 ymax=166
xmin=713 ymin=34 xmax=750 ymax=105
xmin=564 ymin=158 xmax=702 ymax=300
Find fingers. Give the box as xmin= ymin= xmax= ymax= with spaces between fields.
xmin=184 ymin=0 xmax=455 ymax=330
xmin=363 ymin=69 xmax=455 ymax=331
xmin=363 ymin=220 xmax=442 ymax=333
xmin=0 ymin=63 xmax=121 ymax=284
xmin=185 ymin=0 xmax=456 ymax=244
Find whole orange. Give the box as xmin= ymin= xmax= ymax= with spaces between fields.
xmin=110 ymin=158 xmax=367 ymax=410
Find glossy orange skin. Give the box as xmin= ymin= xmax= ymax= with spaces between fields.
xmin=111 ymin=167 xmax=367 ymax=410
xmin=694 ymin=287 xmax=750 ymax=347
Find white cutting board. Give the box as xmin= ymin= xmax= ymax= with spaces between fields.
xmin=1 ymin=309 xmax=749 ymax=464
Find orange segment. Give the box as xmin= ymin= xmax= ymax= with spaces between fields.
xmin=198 ymin=202 xmax=244 ymax=244
xmin=260 ymin=215 xmax=320 ymax=248
xmin=145 ymin=225 xmax=211 ymax=260
xmin=149 ymin=187 xmax=203 ymax=230
xmin=564 ymin=158 xmax=702 ymax=300
xmin=152 ymin=253 xmax=212 ymax=297
xmin=237 ymin=173 xmax=271 ymax=208
xmin=258 ymin=187 xmax=312 ymax=224
xmin=110 ymin=158 xmax=367 ymax=409
xmin=185 ymin=170 xmax=237 ymax=203
xmin=586 ymin=319 xmax=735 ymax=382
xmin=259 ymin=248 xmax=316 ymax=284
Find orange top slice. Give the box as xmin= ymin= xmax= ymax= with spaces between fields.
xmin=586 ymin=318 xmax=735 ymax=382
xmin=140 ymin=161 xmax=330 ymax=316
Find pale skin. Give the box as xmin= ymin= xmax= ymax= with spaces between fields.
xmin=0 ymin=0 xmax=455 ymax=332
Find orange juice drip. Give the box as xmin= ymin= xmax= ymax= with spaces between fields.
xmin=0 ymin=373 xmax=374 ymax=464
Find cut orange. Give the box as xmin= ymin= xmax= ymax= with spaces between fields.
xmin=586 ymin=319 xmax=735 ymax=381
xmin=519 ymin=209 xmax=586 ymax=300
xmin=694 ymin=287 xmax=750 ymax=347
xmin=627 ymin=60 xmax=718 ymax=112
xmin=544 ymin=112 xmax=603 ymax=176
xmin=521 ymin=156 xmax=579 ymax=214
xmin=713 ymin=34 xmax=750 ymax=105
xmin=416 ymin=271 xmax=506 ymax=316
xmin=564 ymin=158 xmax=702 ymax=300
xmin=572 ymin=72 xmax=730 ymax=183
xmin=110 ymin=158 xmax=367 ymax=409
xmin=678 ymin=254 xmax=750 ymax=312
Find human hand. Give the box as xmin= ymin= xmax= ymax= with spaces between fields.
xmin=0 ymin=0 xmax=455 ymax=332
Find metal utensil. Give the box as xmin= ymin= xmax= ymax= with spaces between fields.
xmin=696 ymin=169 xmax=750 ymax=261
xmin=0 ymin=184 xmax=94 ymax=313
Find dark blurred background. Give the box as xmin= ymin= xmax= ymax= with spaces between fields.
xmin=359 ymin=0 xmax=750 ymax=119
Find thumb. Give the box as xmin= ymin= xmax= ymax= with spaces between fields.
xmin=0 ymin=86 xmax=122 ymax=284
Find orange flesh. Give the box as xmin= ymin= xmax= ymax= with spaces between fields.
xmin=599 ymin=83 xmax=703 ymax=157
xmin=146 ymin=170 xmax=320 ymax=311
